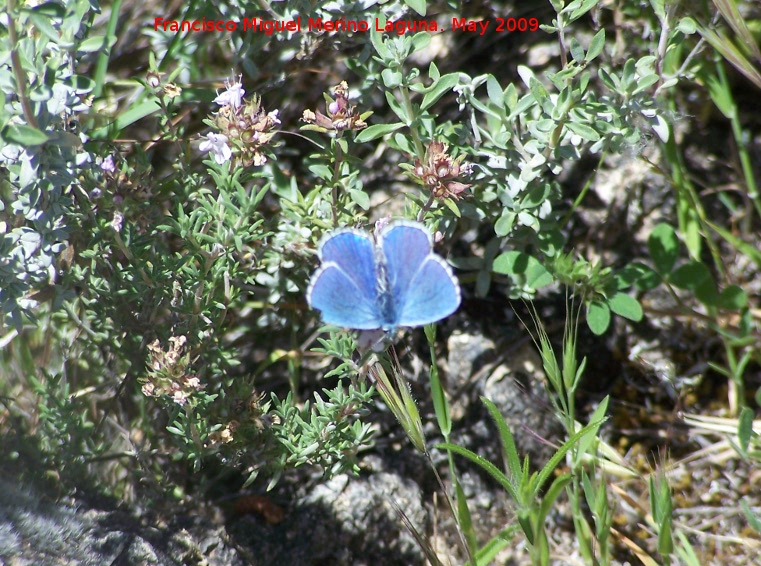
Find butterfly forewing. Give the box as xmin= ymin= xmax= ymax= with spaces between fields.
xmin=380 ymin=221 xmax=461 ymax=328
xmin=378 ymin=222 xmax=432 ymax=328
xmin=396 ymin=254 xmax=460 ymax=327
xmin=307 ymin=230 xmax=383 ymax=329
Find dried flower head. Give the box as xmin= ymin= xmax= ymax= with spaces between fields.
xmin=301 ymin=81 xmax=368 ymax=133
xmin=140 ymin=336 xmax=204 ymax=406
xmin=412 ymin=141 xmax=473 ymax=200
xmin=208 ymin=423 xmax=236 ymax=445
xmin=163 ymin=82 xmax=182 ymax=99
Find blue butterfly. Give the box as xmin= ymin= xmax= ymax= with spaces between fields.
xmin=307 ymin=220 xmax=461 ymax=332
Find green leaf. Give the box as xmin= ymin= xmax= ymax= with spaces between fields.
xmin=381 ymin=68 xmax=403 ymax=88
xmin=598 ymin=68 xmax=617 ymax=90
xmin=521 ymin=183 xmax=551 ymax=208
xmin=486 ymin=74 xmax=503 ymax=106
xmin=348 ymin=189 xmax=370 ymax=210
xmin=529 ymin=77 xmax=550 ymax=108
xmin=668 ymin=261 xmax=710 ymax=289
xmin=706 ymin=219 xmax=761 ymax=268
xmin=717 ymin=285 xmax=747 ymax=310
xmin=615 ymin=262 xmax=659 ymax=290
xmin=675 ymin=531 xmax=703 ymax=566
xmin=504 ymin=83 xmax=518 ymax=112
xmin=697 ymin=25 xmax=761 ymax=91
xmin=27 ymin=2 xmax=66 ymax=17
xmin=475 ymin=527 xmax=518 ymax=566
xmin=494 ymin=211 xmax=515 ymax=236
xmin=632 ymin=74 xmax=660 ymax=94
xmin=308 ymin=164 xmax=332 ymax=180
xmin=391 ymin=132 xmax=416 ymax=154
xmin=650 ymin=0 xmax=666 ymax=21
xmin=96 ymin=99 xmax=160 ymax=136
xmin=437 ymin=442 xmax=517 ymax=500
xmin=621 ymin=58 xmax=637 ymax=92
xmin=78 ymin=35 xmax=112 ymax=53
xmin=738 ymin=407 xmax=754 ymax=453
xmin=428 ymin=60 xmax=440 ymax=81
xmin=587 ymin=300 xmax=611 ymax=335
xmin=354 ymin=122 xmax=404 ymax=143
xmin=574 ymin=396 xmax=609 ymax=467
xmin=569 ymin=38 xmax=585 ymax=63
xmin=385 ymin=91 xmax=410 ymax=123
xmin=741 ymin=499 xmax=761 ymax=533
xmin=677 ymin=17 xmax=697 ymax=35
xmin=586 ymin=28 xmax=605 ymax=62
xmin=420 ymin=73 xmax=459 ymax=111
xmin=28 ymin=12 xmax=60 ymax=42
xmin=492 ymin=251 xmax=553 ymax=289
xmin=607 ymin=292 xmax=643 ymax=321
xmin=64 ymin=74 xmax=96 ymax=94
xmin=648 ymin=223 xmax=679 ymax=274
xmin=370 ymin=16 xmax=390 ymax=59
xmin=427 ymin=325 xmax=451 ymax=437
xmin=656 ymin=503 xmax=673 ymax=556
xmin=1 ymin=123 xmax=49 ymax=146
xmin=410 ymin=32 xmax=431 ymax=55
xmin=669 ymin=261 xmax=719 ymax=305
xmin=566 ymin=121 xmax=600 ymax=141
xmin=442 ymin=197 xmax=461 ymax=217
xmin=537 ymin=474 xmax=573 ymax=530
xmin=567 ymin=0 xmax=601 ymax=22
xmin=534 ymin=413 xmax=607 ymax=491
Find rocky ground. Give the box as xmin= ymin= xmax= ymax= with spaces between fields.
xmin=3 ymin=1 xmax=761 ymax=565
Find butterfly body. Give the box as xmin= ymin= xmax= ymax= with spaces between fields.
xmin=307 ymin=221 xmax=461 ymax=332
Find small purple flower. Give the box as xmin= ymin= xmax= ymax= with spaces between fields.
xmin=101 ymin=155 xmax=115 ymax=173
xmin=200 ymin=133 xmax=232 ymax=164
xmin=214 ymin=76 xmax=245 ymax=110
xmin=110 ymin=211 xmax=124 ymax=233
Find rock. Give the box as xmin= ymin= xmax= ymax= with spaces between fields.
xmin=0 ymin=477 xmax=242 ymax=566
xmin=229 ymin=471 xmax=426 ymax=565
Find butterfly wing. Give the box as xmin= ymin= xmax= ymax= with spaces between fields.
xmin=379 ymin=221 xmax=461 ymax=328
xmin=307 ymin=229 xmax=383 ymax=329
xmin=397 ymin=254 xmax=461 ymax=326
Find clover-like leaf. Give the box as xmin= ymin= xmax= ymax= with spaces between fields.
xmin=648 ymin=223 xmax=679 ymax=274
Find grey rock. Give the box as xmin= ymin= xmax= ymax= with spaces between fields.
xmin=230 ymin=471 xmax=426 ymax=565
xmin=0 ymin=477 xmax=242 ymax=566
